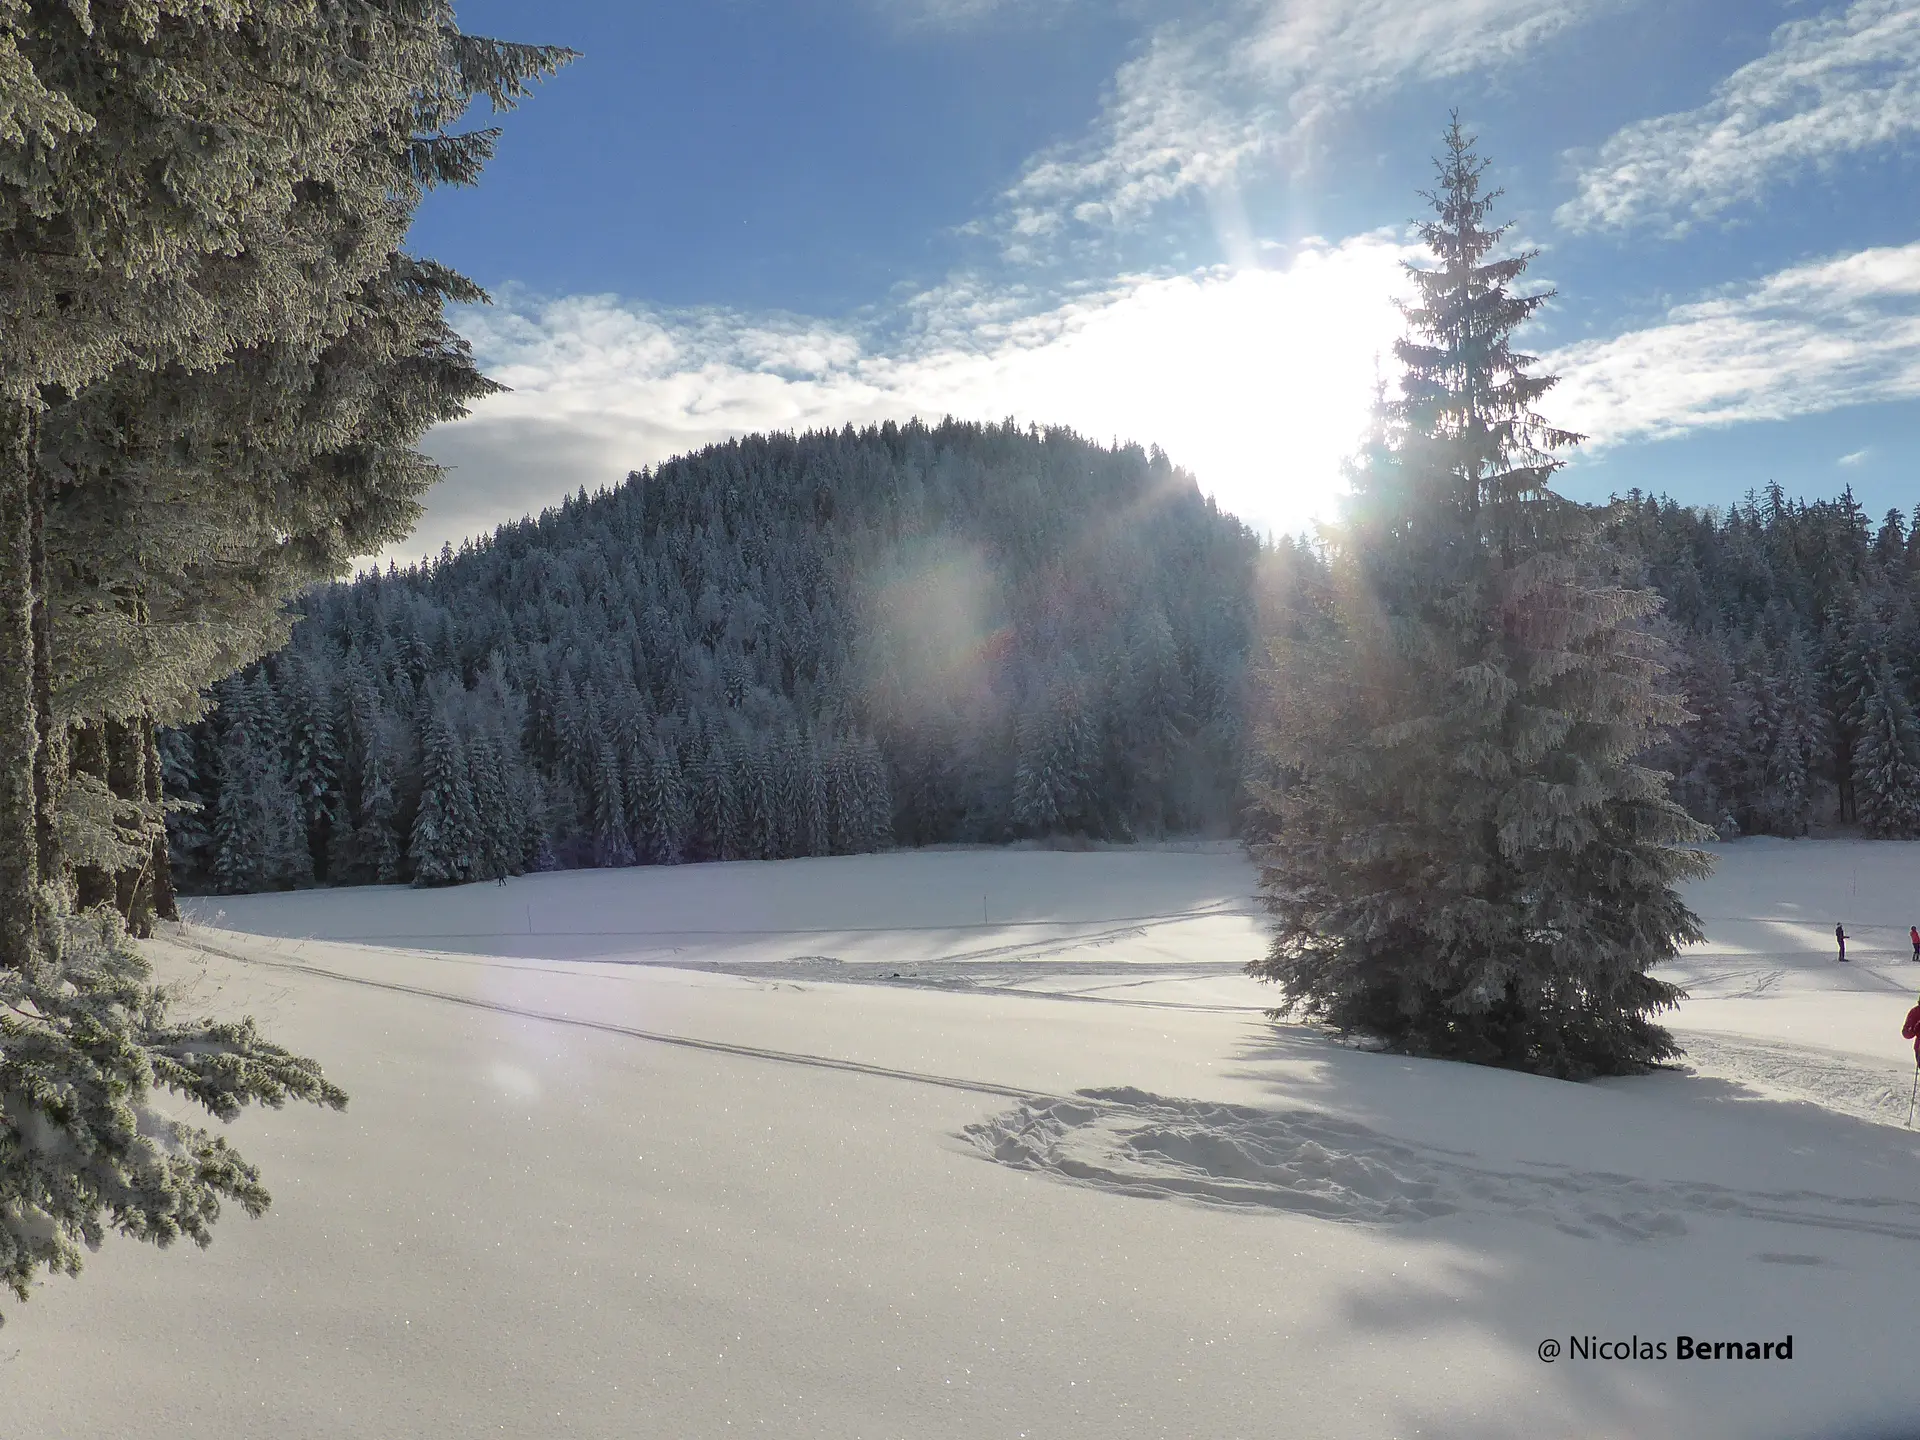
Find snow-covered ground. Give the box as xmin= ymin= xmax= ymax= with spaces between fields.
xmin=8 ymin=839 xmax=1920 ymax=1439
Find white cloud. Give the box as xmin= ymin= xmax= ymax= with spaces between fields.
xmin=1838 ymin=447 xmax=1873 ymax=465
xmin=410 ymin=233 xmax=1414 ymax=561
xmin=873 ymin=0 xmax=1066 ymax=27
xmin=413 ymin=237 xmax=1920 ymax=565
xmin=1548 ymin=242 xmax=1920 ymax=446
xmin=994 ymin=0 xmax=1610 ymax=254
xmin=1558 ymin=0 xmax=1920 ymax=234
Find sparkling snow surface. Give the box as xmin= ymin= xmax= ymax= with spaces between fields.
xmin=8 ymin=839 xmax=1920 ymax=1439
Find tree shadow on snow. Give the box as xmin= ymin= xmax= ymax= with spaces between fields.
xmin=957 ymin=1021 xmax=1920 ymax=1439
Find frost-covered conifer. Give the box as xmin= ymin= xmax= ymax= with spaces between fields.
xmin=591 ymin=740 xmax=635 ymax=868
xmin=827 ymin=736 xmax=863 ymax=853
xmin=1854 ymin=658 xmax=1920 ymax=838
xmin=410 ymin=711 xmax=479 ymax=887
xmin=358 ymin=742 xmax=405 ymax=887
xmin=741 ymin=735 xmax=778 ymax=861
xmin=802 ymin=735 xmax=831 ymax=858
xmin=467 ymin=734 xmax=514 ymax=880
xmin=210 ymin=676 xmax=306 ymax=894
xmin=1013 ymin=661 xmax=1098 ymax=836
xmin=771 ymin=727 xmax=807 ymax=859
xmin=2 ymin=5 xmax=573 ymax=1320
xmin=1245 ymin=120 xmax=1712 ymax=1078
xmin=1760 ymin=633 xmax=1824 ymax=836
xmin=855 ymin=734 xmax=894 ymax=850
xmin=3 ymin=1 xmax=567 ymax=962
xmin=1011 ymin=702 xmax=1061 ymax=834
xmin=643 ymin=740 xmax=689 ymax=866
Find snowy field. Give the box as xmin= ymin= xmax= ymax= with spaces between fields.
xmin=8 ymin=839 xmax=1920 ymax=1439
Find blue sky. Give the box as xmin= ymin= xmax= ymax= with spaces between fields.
xmin=403 ymin=0 xmax=1920 ymax=556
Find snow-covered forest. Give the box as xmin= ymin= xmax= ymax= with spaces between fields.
xmin=1620 ymin=485 xmax=1920 ymax=838
xmin=160 ymin=420 xmax=1258 ymax=892
xmin=160 ymin=437 xmax=1920 ymax=898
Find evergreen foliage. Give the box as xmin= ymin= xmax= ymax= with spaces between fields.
xmin=1244 ymin=122 xmax=1713 ymax=1079
xmin=1614 ymin=484 xmax=1920 ymax=836
xmin=0 ymin=907 xmax=347 ymax=1319
xmin=1 ymin=1 xmax=568 ymax=1322
xmin=161 ymin=421 xmax=1260 ymax=889
xmin=1853 ymin=656 xmax=1920 ymax=838
xmin=2 ymin=0 xmax=561 ymax=966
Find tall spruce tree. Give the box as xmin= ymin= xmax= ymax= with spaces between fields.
xmin=1854 ymin=656 xmax=1920 ymax=838
xmin=4 ymin=0 xmax=436 ymax=964
xmin=1246 ymin=120 xmax=1712 ymax=1078
xmin=410 ymin=707 xmax=479 ymax=887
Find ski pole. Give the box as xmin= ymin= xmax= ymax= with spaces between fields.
xmin=1909 ymin=1063 xmax=1918 ymax=1130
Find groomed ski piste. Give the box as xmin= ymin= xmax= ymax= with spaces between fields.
xmin=9 ymin=838 xmax=1920 ymax=1439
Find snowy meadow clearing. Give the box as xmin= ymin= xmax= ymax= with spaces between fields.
xmin=9 ymin=840 xmax=1920 ymax=1439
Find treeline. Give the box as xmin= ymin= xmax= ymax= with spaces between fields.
xmin=1622 ymin=483 xmax=1920 ymax=838
xmin=162 ymin=428 xmax=1920 ymax=897
xmin=162 ymin=420 xmax=1259 ymax=891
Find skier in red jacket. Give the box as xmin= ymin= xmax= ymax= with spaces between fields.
xmin=1905 ymin=1003 xmax=1920 ymax=1065
xmin=1910 ymin=925 xmax=1920 ymax=962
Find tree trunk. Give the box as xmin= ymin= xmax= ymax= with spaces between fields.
xmin=0 ymin=398 xmax=43 ymax=971
xmin=146 ymin=716 xmax=179 ymax=922
xmin=31 ymin=437 xmax=55 ymax=887
xmin=69 ymin=720 xmax=115 ymax=912
xmin=108 ymin=717 xmax=153 ymax=934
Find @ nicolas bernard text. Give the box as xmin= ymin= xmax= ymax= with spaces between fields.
xmin=1548 ymin=1335 xmax=1793 ymax=1362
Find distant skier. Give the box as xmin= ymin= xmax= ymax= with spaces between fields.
xmin=1836 ymin=923 xmax=1848 ymax=963
xmin=1910 ymin=924 xmax=1919 ymax=962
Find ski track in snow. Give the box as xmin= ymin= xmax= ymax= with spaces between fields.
xmin=1673 ymin=1029 xmax=1920 ymax=1129
xmin=173 ymin=935 xmax=1051 ymax=1102
xmin=185 ymin=931 xmax=1920 ymax=1252
xmin=960 ymin=1086 xmax=1920 ymax=1244
xmin=700 ymin=952 xmax=1264 ymax=1011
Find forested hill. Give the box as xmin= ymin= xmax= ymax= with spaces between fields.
xmin=1619 ymin=483 xmax=1920 ymax=839
xmin=162 ymin=419 xmax=1260 ymax=891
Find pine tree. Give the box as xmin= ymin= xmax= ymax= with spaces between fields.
xmin=855 ymin=734 xmax=894 ymax=850
xmin=209 ymin=675 xmax=307 ymax=893
xmin=771 ymin=726 xmax=807 ymax=859
xmin=1673 ymin=631 xmax=1753 ymax=835
xmin=467 ymin=733 xmax=514 ymax=881
xmin=1011 ymin=701 xmax=1062 ymax=834
xmin=1854 ymin=657 xmax=1920 ymax=838
xmin=1 ymin=5 xmax=572 ymax=1322
xmin=802 ymin=734 xmax=831 ymax=857
xmin=1121 ymin=608 xmax=1191 ymax=835
xmin=409 ymin=710 xmax=478 ymax=887
xmin=698 ymin=731 xmax=742 ymax=862
xmin=156 ymin=725 xmax=214 ymax=889
xmin=642 ymin=739 xmax=689 ymax=866
xmin=1012 ymin=660 xmax=1098 ymax=835
xmin=3 ymin=3 xmax=565 ymax=961
xmin=211 ymin=683 xmax=267 ymax=895
xmin=358 ymin=741 xmax=405 ymax=886
xmin=826 ymin=735 xmax=863 ymax=853
xmin=1823 ymin=599 xmax=1880 ymax=823
xmin=1245 ymin=120 xmax=1712 ymax=1078
xmin=591 ymin=740 xmax=635 ymax=868
xmin=283 ymin=660 xmax=342 ymax=880
xmin=741 ymin=733 xmax=778 ymax=860
xmin=1760 ymin=631 xmax=1824 ymax=836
